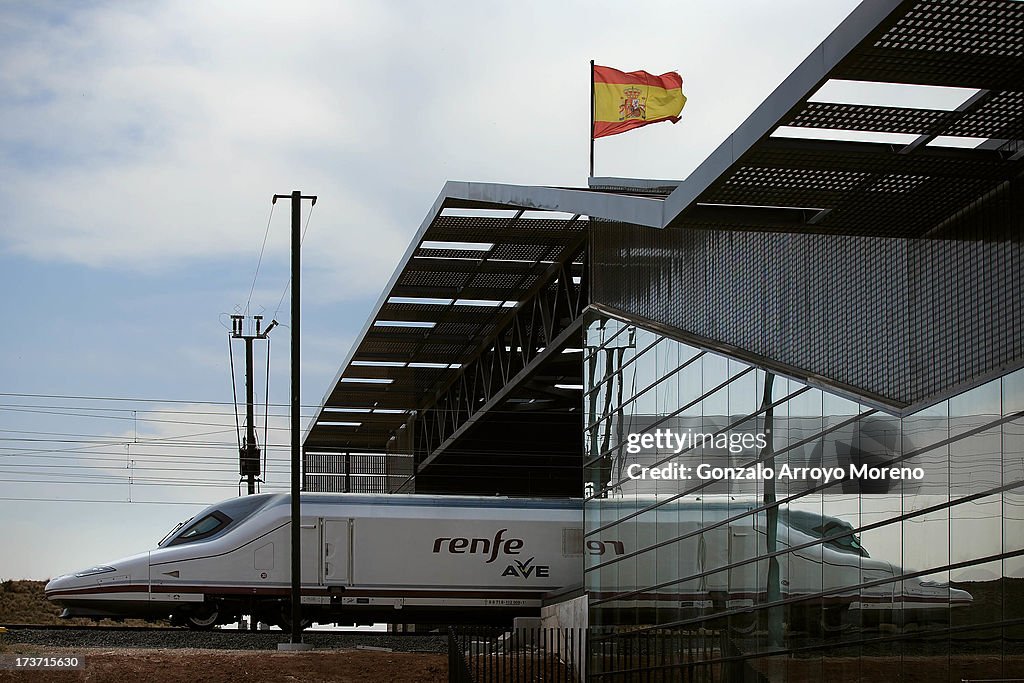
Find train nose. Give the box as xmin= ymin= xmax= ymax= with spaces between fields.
xmin=950 ymin=586 xmax=973 ymax=605
xmin=44 ymin=565 xmax=118 ymax=598
xmin=44 ymin=575 xmax=70 ymax=599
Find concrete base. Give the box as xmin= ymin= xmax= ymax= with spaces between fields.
xmin=277 ymin=642 xmax=314 ymax=652
xmin=513 ymin=617 xmax=542 ymax=630
xmin=540 ymin=594 xmax=588 ymax=631
xmin=540 ymin=593 xmax=589 ymax=681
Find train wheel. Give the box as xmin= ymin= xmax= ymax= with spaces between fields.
xmin=817 ymin=606 xmax=847 ymax=637
xmin=728 ymin=611 xmax=758 ymax=635
xmin=184 ymin=604 xmax=220 ymax=630
xmin=274 ymin=606 xmax=313 ymax=633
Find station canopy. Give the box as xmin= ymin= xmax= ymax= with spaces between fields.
xmin=303 ymin=197 xmax=590 ymax=457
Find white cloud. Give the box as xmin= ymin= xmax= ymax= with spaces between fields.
xmin=0 ymin=1 xmax=407 ymax=285
xmin=0 ymin=0 xmax=859 ymax=279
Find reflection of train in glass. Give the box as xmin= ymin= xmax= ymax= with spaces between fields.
xmin=44 ymin=493 xmax=970 ymax=631
xmin=589 ymin=497 xmax=973 ymax=633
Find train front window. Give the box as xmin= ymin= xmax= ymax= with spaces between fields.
xmin=168 ymin=511 xmax=231 ymax=545
xmin=817 ymin=521 xmax=869 ymax=557
xmin=158 ymin=494 xmax=276 ymax=547
xmin=781 ymin=510 xmax=869 ymax=557
xmin=158 ymin=518 xmax=192 ymax=546
xmin=828 ymin=532 xmax=868 ymax=557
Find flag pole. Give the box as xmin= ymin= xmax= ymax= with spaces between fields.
xmin=589 ymin=59 xmax=595 ymax=179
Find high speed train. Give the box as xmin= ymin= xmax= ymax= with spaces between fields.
xmin=44 ymin=493 xmax=970 ymax=631
xmin=45 ymin=493 xmax=583 ymax=629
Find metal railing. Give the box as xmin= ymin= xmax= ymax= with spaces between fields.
xmin=448 ymin=626 xmax=587 ymax=682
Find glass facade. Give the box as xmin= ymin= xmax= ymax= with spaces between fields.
xmin=584 ymin=313 xmax=1024 ymax=681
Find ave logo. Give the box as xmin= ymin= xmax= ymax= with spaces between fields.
xmin=502 ymin=556 xmax=549 ymax=579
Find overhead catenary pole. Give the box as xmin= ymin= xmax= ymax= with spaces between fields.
xmin=229 ymin=314 xmax=276 ymax=495
xmin=290 ymin=189 xmax=301 ymax=645
xmin=244 ymin=334 xmax=256 ymax=491
xmin=590 ymin=59 xmax=595 ymax=178
xmin=272 ymin=189 xmax=316 ymax=650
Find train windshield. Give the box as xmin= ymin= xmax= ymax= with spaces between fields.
xmin=158 ymin=518 xmax=192 ymax=546
xmin=821 ymin=528 xmax=867 ymax=555
xmin=781 ymin=509 xmax=869 ymax=557
xmin=158 ymin=494 xmax=275 ymax=547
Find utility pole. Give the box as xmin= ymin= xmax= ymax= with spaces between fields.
xmin=273 ymin=190 xmax=316 ymax=650
xmin=229 ymin=314 xmax=277 ymax=494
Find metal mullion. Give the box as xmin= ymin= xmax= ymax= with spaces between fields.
xmin=584 ymin=385 xmax=831 ymax=531
xmin=581 ymin=365 xmax=761 ymax=473
xmin=583 ymin=335 xmax=663 ymax=403
xmin=583 ymin=320 xmax=633 ymax=363
xmin=583 ymin=349 xmax=704 ymax=434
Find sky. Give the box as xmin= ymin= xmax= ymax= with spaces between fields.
xmin=0 ymin=0 xmax=872 ymax=580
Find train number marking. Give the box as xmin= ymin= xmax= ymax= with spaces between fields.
xmin=586 ymin=540 xmax=625 ymax=556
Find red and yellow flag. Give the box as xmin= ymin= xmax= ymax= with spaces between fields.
xmin=592 ymin=65 xmax=686 ymax=139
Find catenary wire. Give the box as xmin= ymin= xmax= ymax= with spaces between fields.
xmin=245 ymin=202 xmax=276 ymax=317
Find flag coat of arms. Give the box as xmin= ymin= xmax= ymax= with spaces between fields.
xmin=592 ymin=65 xmax=686 ymax=138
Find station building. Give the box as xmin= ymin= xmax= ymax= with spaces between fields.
xmin=305 ymin=0 xmax=1024 ymax=679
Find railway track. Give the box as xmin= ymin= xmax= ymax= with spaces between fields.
xmin=0 ymin=624 xmax=449 ymax=652
xmin=0 ymin=623 xmax=438 ymax=634
xmin=1 ymin=623 xmax=181 ymax=631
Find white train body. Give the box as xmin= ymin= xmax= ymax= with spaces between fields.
xmin=45 ymin=493 xmax=583 ymax=628
xmin=44 ymin=493 xmax=970 ymax=630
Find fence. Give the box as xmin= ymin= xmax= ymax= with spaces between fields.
xmin=448 ymin=626 xmax=587 ymax=682
xmin=588 ymin=628 xmax=726 ymax=682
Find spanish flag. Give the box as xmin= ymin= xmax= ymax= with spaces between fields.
xmin=592 ymin=65 xmax=686 ymax=139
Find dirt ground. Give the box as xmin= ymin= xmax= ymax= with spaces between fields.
xmin=0 ymin=581 xmax=449 ymax=681
xmin=0 ymin=645 xmax=448 ymax=683
xmin=0 ymin=580 xmax=155 ymax=628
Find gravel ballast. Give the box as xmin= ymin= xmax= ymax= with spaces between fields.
xmin=1 ymin=628 xmax=448 ymax=652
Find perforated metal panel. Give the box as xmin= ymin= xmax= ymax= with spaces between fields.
xmin=593 ymin=176 xmax=1023 ymax=412
xmin=834 ymin=0 xmax=1024 ymax=89
xmin=397 ymin=270 xmax=468 ymax=288
xmin=875 ymin=0 xmax=1023 ymax=58
xmin=946 ymin=90 xmax=1024 ymax=139
xmin=788 ymin=102 xmax=949 ymax=135
xmin=690 ymin=138 xmax=1018 ymax=237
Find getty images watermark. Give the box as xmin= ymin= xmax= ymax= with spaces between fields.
xmin=624 ymin=428 xmax=925 ymax=483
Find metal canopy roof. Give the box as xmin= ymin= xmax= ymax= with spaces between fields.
xmin=663 ymin=0 xmax=1024 ymax=236
xmin=305 ymin=0 xmax=1023 ymax=469
xmin=304 ymin=200 xmax=588 ymax=454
